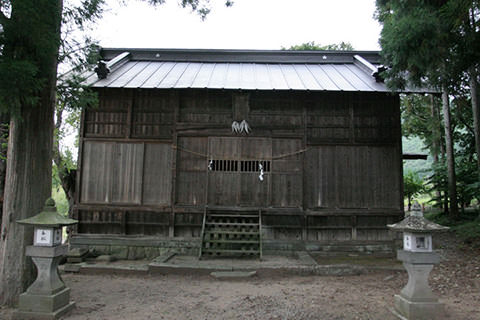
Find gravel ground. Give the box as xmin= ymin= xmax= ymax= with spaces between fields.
xmin=1 ymin=232 xmax=478 ymax=320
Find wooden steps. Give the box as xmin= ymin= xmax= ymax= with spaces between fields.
xmin=199 ymin=209 xmax=262 ymax=259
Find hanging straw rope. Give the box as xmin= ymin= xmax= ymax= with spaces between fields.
xmin=172 ymin=145 xmax=309 ymax=161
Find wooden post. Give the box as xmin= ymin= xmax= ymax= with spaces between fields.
xmin=170 ymin=91 xmax=179 ymax=238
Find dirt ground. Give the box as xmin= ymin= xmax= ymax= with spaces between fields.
xmin=1 ymin=232 xmax=479 ymax=320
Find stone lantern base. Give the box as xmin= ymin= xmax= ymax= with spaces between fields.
xmin=12 ymin=245 xmax=75 ymax=320
xmin=392 ymin=250 xmax=445 ymax=320
xmin=393 ymin=294 xmax=444 ymax=320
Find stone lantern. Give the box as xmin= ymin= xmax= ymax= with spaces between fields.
xmin=387 ymin=201 xmax=449 ymax=320
xmin=13 ymin=198 xmax=78 ymax=320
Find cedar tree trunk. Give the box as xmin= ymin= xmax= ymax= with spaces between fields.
xmin=430 ymin=95 xmax=442 ymax=209
xmin=441 ymin=86 xmax=458 ymax=218
xmin=0 ymin=114 xmax=8 ymax=228
xmin=469 ymin=67 xmax=480 ymax=178
xmin=0 ymin=0 xmax=62 ymax=306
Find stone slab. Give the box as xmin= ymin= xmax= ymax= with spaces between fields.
xmin=12 ymin=301 xmax=75 ymax=320
xmin=109 ymin=246 xmax=129 ymax=260
xmin=152 ymin=253 xmax=176 ymax=263
xmin=296 ymin=251 xmax=317 ymax=266
xmin=394 ymin=294 xmax=445 ymax=320
xmin=210 ymin=271 xmax=257 ymax=279
xmin=66 ymin=248 xmax=88 ymax=258
xmin=66 ymin=257 xmax=84 ymax=263
xmin=128 ymin=246 xmax=145 ymax=260
xmin=63 ymin=264 xmax=82 ymax=273
xmin=96 ymin=255 xmax=116 ymax=262
xmin=18 ymin=288 xmax=71 ymax=314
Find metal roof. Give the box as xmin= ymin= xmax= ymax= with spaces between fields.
xmin=82 ymin=48 xmax=426 ymax=93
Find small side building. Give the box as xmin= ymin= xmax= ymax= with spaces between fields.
xmin=70 ymin=48 xmax=417 ymax=258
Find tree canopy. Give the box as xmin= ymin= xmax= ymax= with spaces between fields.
xmin=376 ymin=0 xmax=480 ymax=217
xmin=283 ymin=41 xmax=354 ymax=51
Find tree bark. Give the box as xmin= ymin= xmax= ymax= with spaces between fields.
xmin=0 ymin=0 xmax=63 ymax=306
xmin=0 ymin=115 xmax=9 ymax=228
xmin=430 ymin=95 xmax=443 ymax=209
xmin=469 ymin=67 xmax=480 ymax=179
xmin=441 ymin=87 xmax=458 ymax=219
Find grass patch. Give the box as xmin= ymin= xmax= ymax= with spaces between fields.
xmin=425 ymin=208 xmax=480 ymax=245
xmin=452 ymin=220 xmax=480 ymax=245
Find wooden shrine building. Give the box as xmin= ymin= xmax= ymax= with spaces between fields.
xmin=71 ymin=48 xmax=416 ymax=258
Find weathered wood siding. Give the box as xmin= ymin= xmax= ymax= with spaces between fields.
xmin=75 ymin=88 xmax=402 ymax=245
xmin=175 ymin=137 xmax=207 ymax=206
xmin=304 ymin=145 xmax=401 ymax=210
xmin=80 ymin=142 xmax=171 ymax=205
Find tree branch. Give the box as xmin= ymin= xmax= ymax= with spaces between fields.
xmin=0 ymin=9 xmax=9 ymax=30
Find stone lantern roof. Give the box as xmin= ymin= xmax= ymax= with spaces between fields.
xmin=387 ymin=201 xmax=449 ymax=233
xmin=17 ymin=198 xmax=78 ymax=227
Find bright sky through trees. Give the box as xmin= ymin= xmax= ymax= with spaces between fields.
xmin=93 ymin=0 xmax=381 ymax=50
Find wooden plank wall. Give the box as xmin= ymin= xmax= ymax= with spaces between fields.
xmin=76 ymin=88 xmax=402 ymax=243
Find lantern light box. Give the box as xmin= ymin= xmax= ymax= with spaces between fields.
xmin=403 ymin=232 xmax=432 ymax=252
xmin=34 ymin=227 xmax=63 ymax=247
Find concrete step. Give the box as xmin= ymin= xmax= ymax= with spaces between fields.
xmin=210 ymin=271 xmax=257 ymax=279
xmin=203 ymin=249 xmax=260 ymax=254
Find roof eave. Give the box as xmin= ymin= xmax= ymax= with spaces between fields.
xmin=100 ymin=48 xmax=382 ymax=64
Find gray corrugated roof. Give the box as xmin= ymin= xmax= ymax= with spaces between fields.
xmin=86 ymin=61 xmax=390 ymax=92
xmin=82 ymin=48 xmax=428 ymax=93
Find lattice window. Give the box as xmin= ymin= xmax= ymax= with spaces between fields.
xmin=208 ymin=160 xmax=238 ymax=172
xmin=208 ymin=160 xmax=271 ymax=172
xmin=240 ymin=160 xmax=270 ymax=172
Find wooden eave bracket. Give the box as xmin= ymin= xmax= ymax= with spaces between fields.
xmin=95 ymin=51 xmax=131 ymax=79
xmin=402 ymin=153 xmax=428 ymax=160
xmin=354 ymin=55 xmax=385 ymax=83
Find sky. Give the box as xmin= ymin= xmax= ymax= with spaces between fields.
xmin=92 ymin=0 xmax=382 ymax=51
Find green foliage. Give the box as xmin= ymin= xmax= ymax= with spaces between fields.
xmin=52 ymin=185 xmax=69 ymax=217
xmin=453 ymin=219 xmax=480 ymax=245
xmin=455 ymin=154 xmax=480 ymax=208
xmin=375 ymin=0 xmax=456 ymax=90
xmin=0 ymin=1 xmax=63 ymax=117
xmin=426 ymin=155 xmax=480 ymax=210
xmin=426 ymin=208 xmax=480 ymax=244
xmin=62 ymin=0 xmax=105 ymax=29
xmin=376 ymin=0 xmax=480 ymax=91
xmin=403 ymin=170 xmax=425 ymax=208
xmin=401 ymin=94 xmax=444 ymax=154
xmin=283 ymin=41 xmax=354 ymax=51
xmin=144 ymin=0 xmax=232 ymax=20
xmin=0 ymin=59 xmax=43 ymax=115
xmin=427 ymin=159 xmax=448 ymax=208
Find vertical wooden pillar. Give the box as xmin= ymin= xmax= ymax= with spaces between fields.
xmin=302 ymin=98 xmax=308 ymax=241
xmin=125 ymin=89 xmax=134 ymax=139
xmin=349 ymin=92 xmax=355 ymax=144
xmin=170 ymin=91 xmax=179 ymax=238
xmin=74 ymin=108 xmax=86 ymax=216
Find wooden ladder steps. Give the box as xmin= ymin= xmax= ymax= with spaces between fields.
xmin=204 ymin=231 xmax=259 ymax=235
xmin=202 ymin=249 xmax=260 ymax=254
xmin=199 ymin=210 xmax=262 ymax=259
xmin=206 ymin=222 xmax=259 ymax=226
